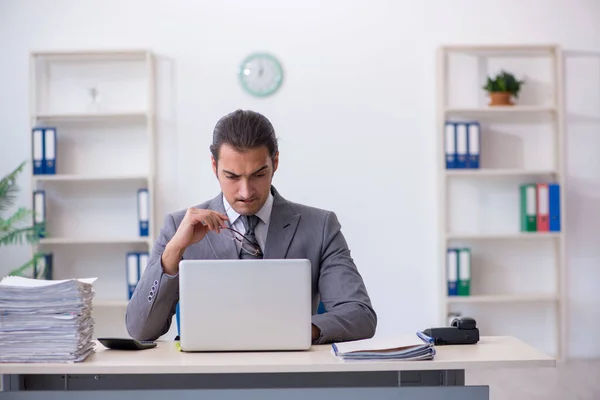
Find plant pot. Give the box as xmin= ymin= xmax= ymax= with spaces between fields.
xmin=488 ymin=92 xmax=513 ymax=106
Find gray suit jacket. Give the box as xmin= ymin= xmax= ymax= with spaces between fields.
xmin=125 ymin=186 xmax=377 ymax=344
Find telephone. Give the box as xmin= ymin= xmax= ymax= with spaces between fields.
xmin=421 ymin=316 xmax=480 ymax=345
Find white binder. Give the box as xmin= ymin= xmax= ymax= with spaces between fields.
xmin=467 ymin=122 xmax=480 ymax=168
xmin=455 ymin=123 xmax=468 ymax=168
xmin=139 ymin=252 xmax=149 ymax=278
xmin=33 ymin=190 xmax=46 ymax=238
xmin=32 ymin=129 xmax=44 ymax=175
xmin=444 ymin=122 xmax=456 ymax=168
xmin=138 ymin=189 xmax=149 ymax=237
xmin=126 ymin=252 xmax=139 ymax=299
xmin=447 ymin=248 xmax=458 ymax=296
xmin=44 ymin=127 xmax=56 ymax=174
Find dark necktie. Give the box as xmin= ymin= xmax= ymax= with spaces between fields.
xmin=240 ymin=215 xmax=263 ymax=259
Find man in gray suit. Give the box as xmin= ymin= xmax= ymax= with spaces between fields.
xmin=126 ymin=109 xmax=376 ymax=344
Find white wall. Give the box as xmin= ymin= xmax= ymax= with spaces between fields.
xmin=1 ymin=0 xmax=599 ymax=358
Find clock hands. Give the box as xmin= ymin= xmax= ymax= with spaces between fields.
xmin=240 ymin=53 xmax=282 ymax=96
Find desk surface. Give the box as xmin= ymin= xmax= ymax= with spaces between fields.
xmin=0 ymin=336 xmax=554 ymax=375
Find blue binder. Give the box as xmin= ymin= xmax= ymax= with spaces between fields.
xmin=138 ymin=189 xmax=149 ymax=237
xmin=444 ymin=121 xmax=457 ymax=169
xmin=176 ymin=302 xmax=180 ymax=338
xmin=447 ymin=248 xmax=458 ymax=296
xmin=44 ymin=127 xmax=57 ymax=175
xmin=34 ymin=253 xmax=53 ymax=280
xmin=32 ymin=190 xmax=46 ymax=238
xmin=455 ymin=122 xmax=468 ymax=168
xmin=466 ymin=121 xmax=480 ymax=169
xmin=32 ymin=128 xmax=45 ymax=175
xmin=549 ymin=183 xmax=560 ymax=232
xmin=126 ymin=252 xmax=140 ymax=299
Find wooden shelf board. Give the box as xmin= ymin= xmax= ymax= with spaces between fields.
xmin=445 ymin=105 xmax=556 ymax=114
xmin=445 ymin=169 xmax=558 ymax=177
xmin=34 ymin=112 xmax=148 ymax=122
xmin=447 ymin=294 xmax=558 ymax=304
xmin=38 ymin=238 xmax=151 ymax=245
xmin=440 ymin=44 xmax=558 ymax=56
xmin=33 ymin=174 xmax=149 ymax=182
xmin=446 ymin=232 xmax=562 ymax=240
xmin=32 ymin=50 xmax=150 ymax=61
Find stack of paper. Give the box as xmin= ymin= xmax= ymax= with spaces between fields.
xmin=0 ymin=276 xmax=97 ymax=363
xmin=332 ymin=333 xmax=436 ymax=361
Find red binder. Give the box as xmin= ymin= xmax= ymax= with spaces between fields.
xmin=536 ymin=183 xmax=549 ymax=231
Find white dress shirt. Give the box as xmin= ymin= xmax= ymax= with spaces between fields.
xmin=222 ymin=192 xmax=274 ymax=253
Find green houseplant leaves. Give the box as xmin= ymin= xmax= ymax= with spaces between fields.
xmin=1 ymin=161 xmax=45 ymax=277
xmin=482 ymin=70 xmax=525 ymax=98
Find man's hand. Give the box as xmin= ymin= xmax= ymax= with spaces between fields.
xmin=171 ymin=208 xmax=229 ymax=249
xmin=312 ymin=324 xmax=321 ymax=342
xmin=161 ymin=208 xmax=229 ymax=275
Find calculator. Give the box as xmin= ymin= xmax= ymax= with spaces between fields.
xmin=98 ymin=338 xmax=157 ymax=351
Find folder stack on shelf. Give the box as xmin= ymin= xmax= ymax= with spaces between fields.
xmin=447 ymin=247 xmax=471 ymax=297
xmin=31 ymin=126 xmax=57 ymax=175
xmin=520 ymin=183 xmax=561 ymax=232
xmin=0 ymin=276 xmax=96 ymax=363
xmin=444 ymin=120 xmax=480 ymax=169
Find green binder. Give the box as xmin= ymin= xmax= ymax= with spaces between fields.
xmin=520 ymin=184 xmax=537 ymax=232
xmin=458 ymin=248 xmax=471 ymax=296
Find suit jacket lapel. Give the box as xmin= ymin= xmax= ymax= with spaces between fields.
xmin=204 ymin=193 xmax=239 ymax=260
xmin=264 ymin=187 xmax=300 ymax=259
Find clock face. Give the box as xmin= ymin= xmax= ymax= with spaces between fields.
xmin=239 ymin=53 xmax=283 ymax=97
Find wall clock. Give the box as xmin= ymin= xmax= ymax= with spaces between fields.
xmin=239 ymin=53 xmax=283 ymax=97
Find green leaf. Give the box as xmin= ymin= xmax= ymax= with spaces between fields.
xmin=497 ymin=79 xmax=506 ymax=92
xmin=6 ymin=252 xmax=45 ymax=278
xmin=0 ymin=161 xmax=27 ymax=212
xmin=0 ymin=161 xmax=44 ymax=280
xmin=0 ymin=225 xmax=43 ymax=247
xmin=0 ymin=207 xmax=33 ymax=232
xmin=482 ymin=70 xmax=524 ymax=96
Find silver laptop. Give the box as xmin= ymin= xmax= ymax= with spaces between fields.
xmin=178 ymin=259 xmax=312 ymax=352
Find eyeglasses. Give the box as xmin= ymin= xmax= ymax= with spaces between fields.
xmin=221 ymin=205 xmax=263 ymax=257
xmin=221 ymin=226 xmax=263 ymax=257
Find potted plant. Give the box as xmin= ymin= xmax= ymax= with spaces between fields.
xmin=482 ymin=70 xmax=524 ymax=106
xmin=1 ymin=161 xmax=45 ymax=278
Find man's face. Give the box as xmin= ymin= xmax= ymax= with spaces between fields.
xmin=212 ymin=143 xmax=278 ymax=216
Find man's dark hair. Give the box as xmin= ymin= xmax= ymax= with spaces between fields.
xmin=210 ymin=109 xmax=278 ymax=162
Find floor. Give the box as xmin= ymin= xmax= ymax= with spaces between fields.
xmin=467 ymin=358 xmax=600 ymax=400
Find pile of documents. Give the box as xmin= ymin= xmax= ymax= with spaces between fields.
xmin=0 ymin=276 xmax=97 ymax=363
xmin=332 ymin=332 xmax=436 ymax=361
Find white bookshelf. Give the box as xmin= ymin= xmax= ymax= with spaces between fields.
xmin=437 ymin=44 xmax=566 ymax=360
xmin=29 ymin=50 xmax=156 ymax=339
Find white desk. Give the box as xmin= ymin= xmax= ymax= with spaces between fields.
xmin=0 ymin=336 xmax=555 ymax=400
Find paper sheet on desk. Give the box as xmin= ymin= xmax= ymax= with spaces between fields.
xmin=0 ymin=276 xmax=97 ymax=286
xmin=0 ymin=276 xmax=97 ymax=363
xmin=332 ymin=333 xmax=435 ymax=361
